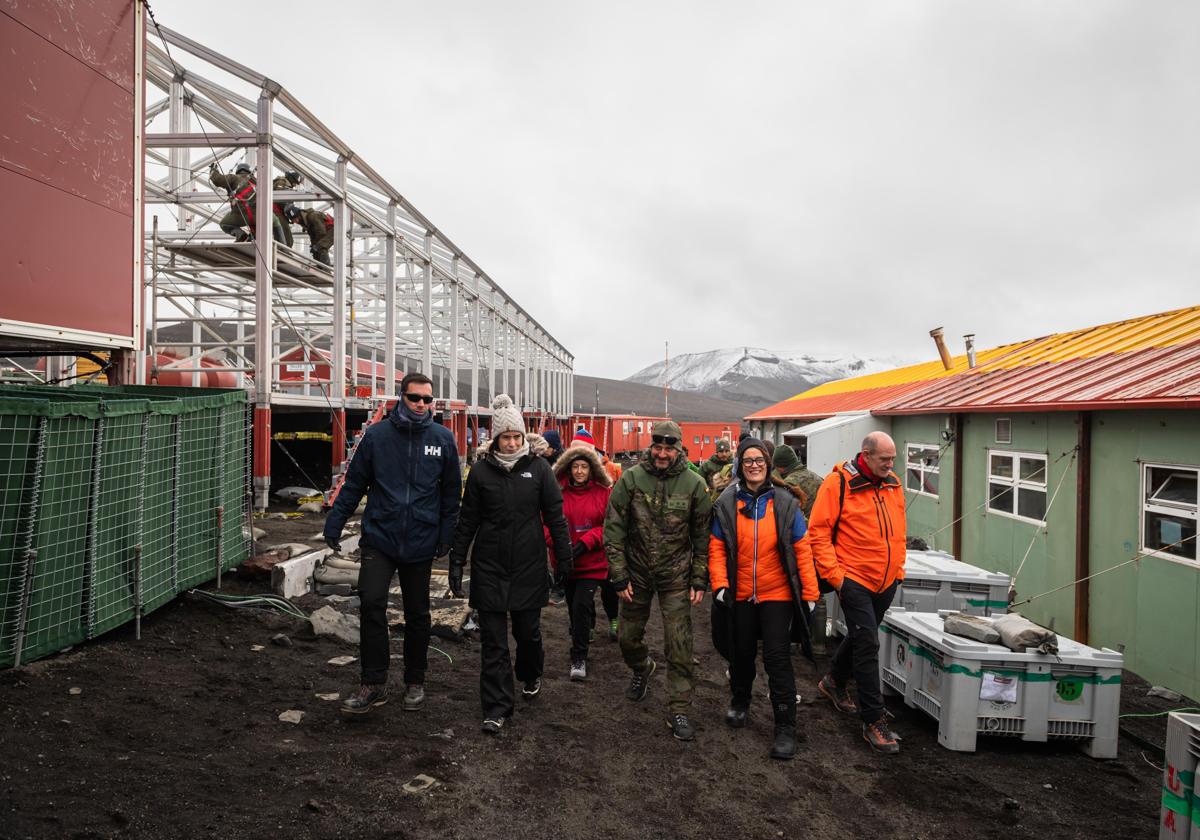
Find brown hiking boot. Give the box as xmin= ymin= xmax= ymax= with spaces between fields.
xmin=863 ymin=718 xmax=900 ymax=754
xmin=817 ymin=674 xmax=858 ymax=716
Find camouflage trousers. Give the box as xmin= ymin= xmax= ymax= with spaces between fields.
xmin=618 ymin=584 xmax=694 ymax=713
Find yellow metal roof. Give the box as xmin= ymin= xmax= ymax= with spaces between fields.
xmin=777 ymin=304 xmax=1200 ymax=403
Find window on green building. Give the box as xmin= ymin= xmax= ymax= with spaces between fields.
xmin=1142 ymin=464 xmax=1198 ymax=563
xmin=987 ymin=450 xmax=1047 ymax=523
xmin=906 ymin=443 xmax=940 ymax=497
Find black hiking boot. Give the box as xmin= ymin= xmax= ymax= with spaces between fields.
xmin=624 ymin=658 xmax=656 ymax=701
xmin=401 ymin=684 xmax=425 ymax=711
xmin=481 ymin=716 xmax=507 ymax=735
xmin=726 ymin=692 xmax=750 ymax=728
xmin=668 ymin=713 xmax=696 ymax=742
xmin=771 ymin=725 xmax=798 ymax=760
xmin=770 ymin=701 xmax=798 ymax=760
xmin=340 ymin=683 xmax=388 ymax=715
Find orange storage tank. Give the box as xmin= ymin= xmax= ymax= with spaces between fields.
xmin=153 ymin=353 xmax=238 ymax=388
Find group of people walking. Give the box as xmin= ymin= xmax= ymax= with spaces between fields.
xmin=324 ymin=381 xmax=908 ymax=760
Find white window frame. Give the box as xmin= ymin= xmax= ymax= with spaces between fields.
xmin=986 ymin=449 xmax=1048 ymax=525
xmin=1140 ymin=462 xmax=1199 ymax=567
xmin=905 ymin=442 xmax=941 ymax=499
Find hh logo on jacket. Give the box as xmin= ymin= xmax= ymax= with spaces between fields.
xmin=425 ymin=445 xmax=442 ymax=456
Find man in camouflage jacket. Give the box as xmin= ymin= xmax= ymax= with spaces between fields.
xmin=604 ymin=420 xmax=712 ymax=741
xmin=771 ymin=444 xmax=822 ymax=519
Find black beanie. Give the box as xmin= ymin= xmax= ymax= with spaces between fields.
xmin=735 ymin=437 xmax=769 ymax=484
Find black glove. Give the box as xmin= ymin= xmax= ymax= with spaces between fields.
xmin=325 ymin=535 xmax=342 ymax=553
xmin=714 ymin=587 xmax=729 ymax=606
xmin=435 ymin=543 xmax=451 ymax=559
xmin=555 ymin=558 xmax=574 ymax=586
xmin=448 ymin=559 xmax=464 ymax=598
xmin=571 ymin=542 xmax=587 ymax=560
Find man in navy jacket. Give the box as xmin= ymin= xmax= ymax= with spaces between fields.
xmin=324 ymin=372 xmax=462 ymax=715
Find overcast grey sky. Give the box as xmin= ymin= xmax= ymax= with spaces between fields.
xmin=156 ymin=0 xmax=1199 ymax=378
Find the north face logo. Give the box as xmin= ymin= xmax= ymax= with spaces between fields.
xmin=520 ymin=471 xmax=533 ymax=478
xmin=424 ymin=445 xmax=442 ymax=456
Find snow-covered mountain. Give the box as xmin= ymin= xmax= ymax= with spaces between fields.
xmin=625 ymin=347 xmax=910 ymax=408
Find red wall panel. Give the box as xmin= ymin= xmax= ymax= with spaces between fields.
xmin=1 ymin=155 xmax=133 ymax=337
xmin=0 ymin=4 xmax=138 ymax=344
xmin=0 ymin=14 xmax=135 ymax=213
xmin=2 ymin=0 xmax=137 ymax=92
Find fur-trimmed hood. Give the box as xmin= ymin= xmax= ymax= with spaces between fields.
xmin=552 ymin=445 xmax=611 ymax=487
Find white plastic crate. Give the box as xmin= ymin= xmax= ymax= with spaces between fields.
xmin=878 ymin=609 xmax=1122 ymax=758
xmin=1160 ymin=712 xmax=1200 ymax=838
xmin=827 ymin=549 xmax=1010 ymax=636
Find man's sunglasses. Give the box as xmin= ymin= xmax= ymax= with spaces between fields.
xmin=651 ymin=434 xmax=679 ymax=446
xmin=404 ymin=392 xmax=434 ymax=405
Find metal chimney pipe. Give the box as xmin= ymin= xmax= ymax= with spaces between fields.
xmin=929 ymin=327 xmax=953 ymax=370
xmin=964 ymin=334 xmax=977 ymax=369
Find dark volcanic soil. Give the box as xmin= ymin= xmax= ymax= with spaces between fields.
xmin=0 ymin=513 xmax=1163 ymax=840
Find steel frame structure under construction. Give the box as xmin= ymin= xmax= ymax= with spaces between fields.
xmin=139 ymin=25 xmax=574 ymax=508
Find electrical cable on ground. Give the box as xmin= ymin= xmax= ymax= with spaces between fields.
xmin=188 ymin=588 xmax=309 ymax=621
xmin=1120 ymin=707 xmax=1200 ymax=719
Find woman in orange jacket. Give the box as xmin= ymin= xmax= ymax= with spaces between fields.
xmin=709 ymin=438 xmax=819 ymax=761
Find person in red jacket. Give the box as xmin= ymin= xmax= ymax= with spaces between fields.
xmin=546 ymin=443 xmax=613 ymax=680
xmin=709 ymin=438 xmax=818 ymax=760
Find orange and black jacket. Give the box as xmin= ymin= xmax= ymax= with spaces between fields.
xmin=806 ymin=456 xmax=906 ymax=593
xmin=709 ymin=485 xmax=820 ymax=605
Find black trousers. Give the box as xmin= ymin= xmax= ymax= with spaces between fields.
xmin=564 ymin=579 xmax=600 ymax=662
xmin=477 ymin=608 xmax=543 ymax=719
xmin=729 ymin=600 xmax=796 ymax=711
xmin=599 ymin=579 xmax=619 ymax=622
xmin=831 ymin=578 xmax=898 ymax=724
xmin=358 ymin=547 xmax=431 ymax=686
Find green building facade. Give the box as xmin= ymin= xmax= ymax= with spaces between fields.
xmin=888 ymin=409 xmax=1200 ymax=698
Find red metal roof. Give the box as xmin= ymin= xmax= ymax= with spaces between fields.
xmin=876 ymin=339 xmax=1200 ymax=414
xmin=745 ymin=381 xmax=933 ymax=421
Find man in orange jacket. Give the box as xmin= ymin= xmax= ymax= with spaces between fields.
xmin=807 ymin=431 xmax=906 ymax=754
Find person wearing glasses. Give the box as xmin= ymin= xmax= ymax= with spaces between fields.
xmin=324 ymin=372 xmax=462 ymax=716
xmin=709 ymin=438 xmax=819 ymax=760
xmin=604 ymin=420 xmax=712 ymax=742
xmin=448 ymin=395 xmax=572 ymax=734
xmin=809 ymin=431 xmax=906 ymax=754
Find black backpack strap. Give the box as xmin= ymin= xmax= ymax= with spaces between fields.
xmin=830 ymin=469 xmax=846 ymax=545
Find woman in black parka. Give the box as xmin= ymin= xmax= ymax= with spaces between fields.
xmin=449 ymin=394 xmax=572 ymax=734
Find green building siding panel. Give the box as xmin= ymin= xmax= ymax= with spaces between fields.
xmin=890 ymin=415 xmax=955 ymax=551
xmin=1089 ymin=409 xmax=1200 ymax=697
xmin=891 ymin=407 xmax=1200 ymax=698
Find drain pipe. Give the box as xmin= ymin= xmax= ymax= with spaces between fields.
xmin=1074 ymin=412 xmax=1091 ymax=644
xmin=964 ymin=334 xmax=977 ymax=369
xmin=929 ymin=327 xmax=953 ymax=370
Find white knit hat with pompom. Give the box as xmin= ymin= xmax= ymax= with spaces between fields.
xmin=491 ymin=394 xmax=525 ymax=437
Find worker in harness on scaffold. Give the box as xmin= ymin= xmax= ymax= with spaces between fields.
xmin=208 ymin=162 xmax=286 ymax=245
xmin=284 ymin=203 xmax=336 ymax=266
